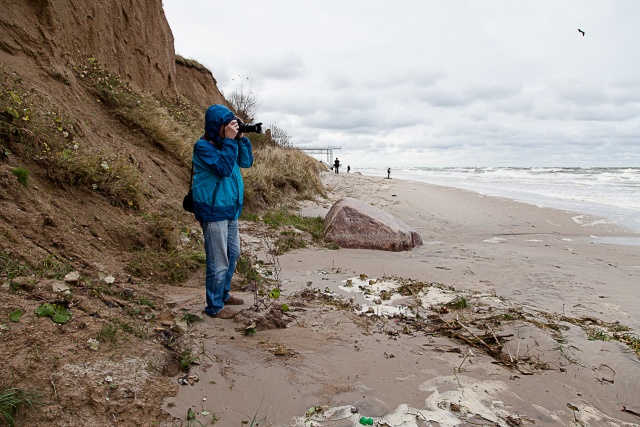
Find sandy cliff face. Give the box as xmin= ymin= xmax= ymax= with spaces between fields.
xmin=0 ymin=0 xmax=177 ymax=97
xmin=175 ymin=58 xmax=226 ymax=111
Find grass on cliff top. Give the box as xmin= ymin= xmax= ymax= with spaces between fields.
xmin=242 ymin=143 xmax=326 ymax=213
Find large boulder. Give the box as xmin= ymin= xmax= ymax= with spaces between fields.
xmin=324 ymin=197 xmax=422 ymax=251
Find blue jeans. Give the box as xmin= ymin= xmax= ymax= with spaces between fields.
xmin=201 ymin=220 xmax=240 ymax=315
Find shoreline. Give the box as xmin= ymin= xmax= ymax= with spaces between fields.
xmin=297 ymin=172 xmax=640 ymax=330
xmin=164 ymin=170 xmax=640 ymax=427
xmin=354 ymin=167 xmax=640 ymax=238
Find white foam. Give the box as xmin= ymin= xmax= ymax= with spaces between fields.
xmin=483 ymin=237 xmax=509 ymax=243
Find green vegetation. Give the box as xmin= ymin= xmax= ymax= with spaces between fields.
xmin=8 ymin=310 xmax=22 ymax=323
xmin=126 ymin=249 xmax=206 ymax=283
xmin=619 ymin=334 xmax=640 ymax=357
xmin=32 ymin=254 xmax=73 ymax=280
xmin=35 ymin=303 xmax=71 ymax=324
xmin=0 ymin=253 xmax=27 ymax=281
xmin=135 ymin=296 xmax=156 ymax=310
xmin=97 ymin=322 xmax=119 ymax=344
xmin=263 ymin=209 xmax=323 ymax=238
xmin=96 ymin=317 xmax=148 ymax=345
xmin=259 ymin=208 xmax=337 ymax=254
xmin=445 ymin=295 xmax=468 ymax=310
xmin=0 ymin=69 xmax=142 ymax=207
xmin=0 ymin=388 xmax=41 ymax=427
xmin=10 ymin=168 xmax=28 ymax=186
xmin=0 ymin=252 xmax=72 ymax=282
xmin=587 ymin=328 xmax=610 ymax=341
xmin=236 ymin=253 xmax=268 ymax=289
xmin=180 ymin=351 xmax=198 ymax=371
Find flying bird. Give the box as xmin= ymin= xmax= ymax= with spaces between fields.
xmin=578 ymin=29 xmax=585 ymax=36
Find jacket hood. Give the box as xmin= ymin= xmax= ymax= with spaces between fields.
xmin=204 ymin=104 xmax=235 ymax=140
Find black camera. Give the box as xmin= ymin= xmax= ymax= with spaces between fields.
xmin=235 ymin=118 xmax=262 ymax=135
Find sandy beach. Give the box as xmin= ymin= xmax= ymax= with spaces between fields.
xmin=163 ymin=171 xmax=640 ymax=427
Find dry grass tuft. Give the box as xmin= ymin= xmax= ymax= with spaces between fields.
xmin=243 ymin=146 xmax=325 ymax=212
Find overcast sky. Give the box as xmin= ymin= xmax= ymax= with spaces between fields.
xmin=163 ymin=1 xmax=640 ymax=168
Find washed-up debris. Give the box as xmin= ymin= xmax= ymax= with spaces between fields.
xmin=274 ymin=345 xmax=289 ymax=356
xmin=567 ymin=403 xmax=579 ymax=422
xmin=622 ymin=405 xmax=640 ymax=417
xmin=306 ymin=405 xmax=322 ymax=418
xmin=244 ymin=322 xmax=257 ymax=335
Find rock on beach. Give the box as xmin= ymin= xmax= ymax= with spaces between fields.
xmin=323 ymin=197 xmax=422 ymax=251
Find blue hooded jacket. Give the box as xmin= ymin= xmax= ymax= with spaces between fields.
xmin=192 ymin=105 xmax=254 ymax=222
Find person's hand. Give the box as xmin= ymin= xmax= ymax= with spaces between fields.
xmin=223 ymin=120 xmax=239 ymax=140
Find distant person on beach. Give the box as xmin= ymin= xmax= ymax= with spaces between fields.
xmin=387 ymin=168 xmax=391 ymax=179
xmin=347 ymin=165 xmax=351 ymax=173
xmin=334 ymin=157 xmax=340 ymax=174
xmin=192 ymin=104 xmax=253 ymax=319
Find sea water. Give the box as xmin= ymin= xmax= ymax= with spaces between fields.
xmin=356 ymin=167 xmax=640 ymax=240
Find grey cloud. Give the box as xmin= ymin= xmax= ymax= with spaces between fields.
xmin=166 ymin=0 xmax=640 ymax=167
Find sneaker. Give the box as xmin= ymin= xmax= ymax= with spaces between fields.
xmin=225 ymin=295 xmax=245 ymax=305
xmin=206 ymin=307 xmax=240 ymax=319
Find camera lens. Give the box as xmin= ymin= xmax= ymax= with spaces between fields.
xmin=238 ymin=122 xmax=263 ymax=134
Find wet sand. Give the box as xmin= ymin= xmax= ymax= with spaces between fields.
xmin=163 ymin=171 xmax=640 ymax=427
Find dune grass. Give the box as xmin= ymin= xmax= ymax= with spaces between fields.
xmin=243 ymin=146 xmax=326 ymax=212
xmin=0 ymin=388 xmax=41 ymax=427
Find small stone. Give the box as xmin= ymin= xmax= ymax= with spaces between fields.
xmin=173 ymin=319 xmax=188 ymax=335
xmin=104 ymin=276 xmax=115 ymax=284
xmin=53 ymin=281 xmax=70 ymax=293
xmin=87 ymin=338 xmax=100 ymax=351
xmin=64 ymin=271 xmax=80 ymax=284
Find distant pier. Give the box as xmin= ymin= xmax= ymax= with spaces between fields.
xmin=298 ymin=146 xmax=341 ymax=165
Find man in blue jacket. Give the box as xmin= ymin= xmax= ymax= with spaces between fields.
xmin=192 ymin=104 xmax=254 ymax=318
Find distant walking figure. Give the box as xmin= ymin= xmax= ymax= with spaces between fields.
xmin=578 ymin=29 xmax=585 ymax=36
xmin=347 ymin=165 xmax=350 ymax=173
xmin=387 ymin=168 xmax=391 ymax=179
xmin=334 ymin=157 xmax=340 ymax=174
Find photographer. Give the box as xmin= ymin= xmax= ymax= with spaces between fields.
xmin=191 ymin=104 xmax=254 ymax=319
